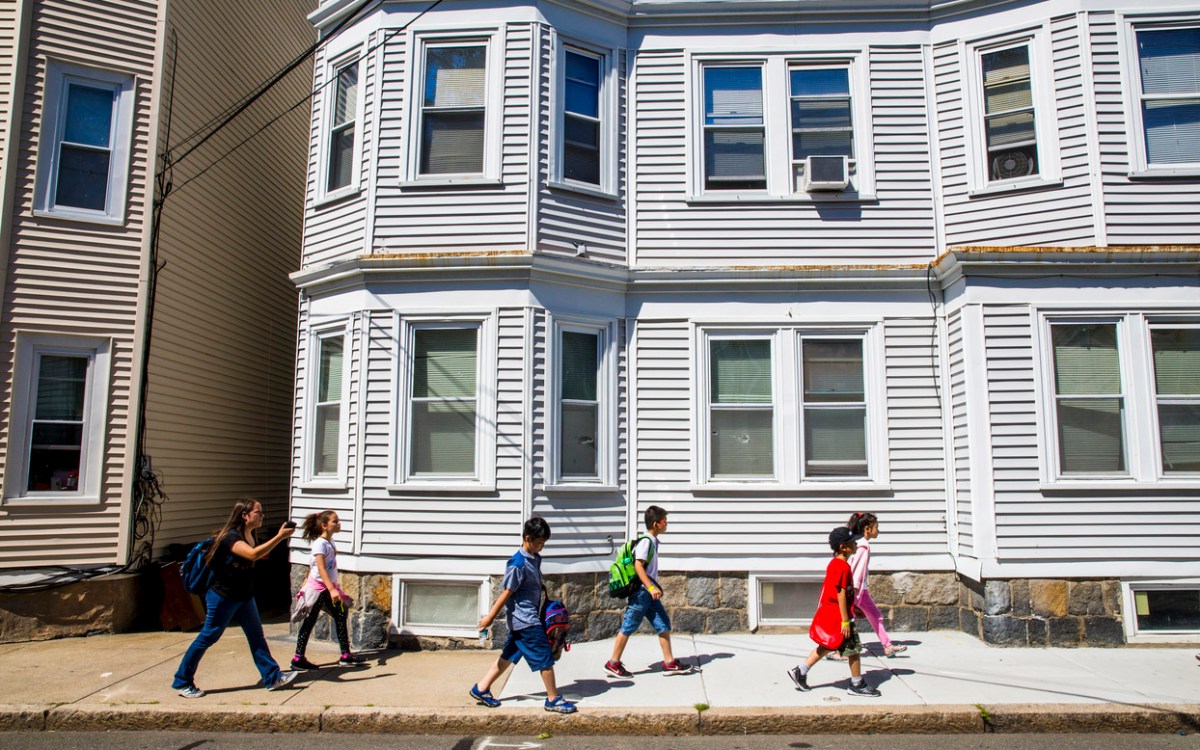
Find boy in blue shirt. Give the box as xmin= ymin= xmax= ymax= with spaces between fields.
xmin=470 ymin=517 xmax=577 ymax=714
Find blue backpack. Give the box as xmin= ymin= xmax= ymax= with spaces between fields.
xmin=180 ymin=537 xmax=216 ymax=595
xmin=542 ymin=598 xmax=571 ymax=662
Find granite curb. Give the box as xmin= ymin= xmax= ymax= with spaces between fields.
xmin=2 ymin=703 xmax=1197 ymax=734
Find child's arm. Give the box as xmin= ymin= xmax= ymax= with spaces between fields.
xmin=479 ymin=588 xmax=513 ymax=631
xmin=314 ymin=553 xmax=343 ymax=604
xmin=837 ymin=586 xmax=852 ymax=637
xmin=634 ymin=559 xmax=661 ymax=600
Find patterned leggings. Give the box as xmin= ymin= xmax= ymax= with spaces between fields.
xmin=294 ymin=589 xmax=351 ymax=656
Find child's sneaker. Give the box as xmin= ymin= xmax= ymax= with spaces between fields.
xmin=847 ymin=679 xmax=881 ymax=697
xmin=662 ymin=659 xmax=695 ymax=675
xmin=469 ymin=684 xmax=501 ymax=708
xmin=786 ymin=666 xmax=810 ymax=692
xmin=291 ymin=656 xmax=320 ymax=671
xmin=338 ymin=653 xmax=366 ymax=666
xmin=177 ymin=685 xmax=205 ymax=699
xmin=544 ymin=695 xmax=577 ymax=714
xmin=265 ymin=670 xmax=299 ymax=691
xmin=604 ymin=660 xmax=632 ymax=678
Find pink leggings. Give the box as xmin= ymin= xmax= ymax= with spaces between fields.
xmin=855 ymin=590 xmax=892 ymax=648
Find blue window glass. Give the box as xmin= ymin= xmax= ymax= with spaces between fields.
xmin=563 ymin=50 xmax=602 ymax=185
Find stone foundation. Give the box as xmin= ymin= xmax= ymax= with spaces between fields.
xmin=293 ymin=565 xmax=1126 ymax=651
xmin=0 ymin=573 xmax=143 ymax=643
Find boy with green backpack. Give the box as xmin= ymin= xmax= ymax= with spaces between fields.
xmin=604 ymin=506 xmax=695 ymax=677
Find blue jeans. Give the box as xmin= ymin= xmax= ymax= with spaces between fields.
xmin=620 ymin=586 xmax=672 ymax=636
xmin=172 ymin=588 xmax=282 ymax=689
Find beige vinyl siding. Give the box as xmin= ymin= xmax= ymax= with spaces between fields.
xmin=369 ymin=23 xmax=533 ymax=257
xmin=535 ymin=25 xmax=628 ymax=265
xmin=0 ymin=0 xmax=158 ymax=567
xmin=140 ymin=0 xmax=312 ymax=553
xmin=947 ymin=309 xmax=973 ymax=557
xmin=631 ymin=45 xmax=936 ymax=267
xmin=1090 ymin=12 xmax=1200 ymax=244
xmin=0 ymin=0 xmax=24 ymax=191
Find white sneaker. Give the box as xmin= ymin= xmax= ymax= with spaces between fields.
xmin=177 ymin=685 xmax=205 ymax=699
xmin=265 ymin=670 xmax=299 ymax=691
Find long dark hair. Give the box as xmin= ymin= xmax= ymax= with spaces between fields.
xmin=301 ymin=510 xmax=336 ymax=542
xmin=847 ymin=511 xmax=878 ymax=536
xmin=205 ymin=498 xmax=259 ymax=565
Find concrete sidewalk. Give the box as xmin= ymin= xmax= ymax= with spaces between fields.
xmin=0 ymin=621 xmax=1197 ymax=735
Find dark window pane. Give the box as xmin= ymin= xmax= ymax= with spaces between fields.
xmin=561 ymin=331 xmax=598 ymax=401
xmin=561 ymin=402 xmax=598 ymax=477
xmin=1135 ymin=589 xmax=1200 ymax=631
xmin=63 ymin=84 xmax=113 ymax=147
xmin=420 ymin=111 xmax=484 ymax=174
xmin=55 ymin=145 xmax=109 ymax=210
xmin=327 ymin=125 xmax=355 ymax=190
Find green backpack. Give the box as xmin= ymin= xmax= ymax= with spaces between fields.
xmin=608 ymin=535 xmax=656 ymax=598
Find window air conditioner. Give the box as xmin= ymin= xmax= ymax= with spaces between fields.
xmin=803 ymin=155 xmax=849 ymax=192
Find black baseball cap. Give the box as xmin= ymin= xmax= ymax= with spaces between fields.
xmin=829 ymin=526 xmax=863 ymax=550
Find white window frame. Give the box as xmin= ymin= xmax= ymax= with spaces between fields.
xmin=302 ymin=320 xmax=351 ymax=488
xmin=1036 ymin=311 xmax=1200 ymax=487
xmin=749 ymin=573 xmax=823 ymax=630
xmin=1119 ymin=13 xmax=1200 ymax=177
xmin=693 ymin=324 xmax=887 ymax=489
xmin=392 ymin=313 xmax=497 ymax=490
xmin=547 ymin=316 xmax=618 ymax=490
xmin=550 ymin=38 xmax=617 ymax=198
xmin=316 ymin=47 xmax=364 ymax=203
xmin=962 ymin=24 xmax=1061 ymax=194
xmin=33 ymin=61 xmax=135 ymax=225
xmin=400 ymin=28 xmax=504 ymax=186
xmin=390 ymin=574 xmax=489 ymax=638
xmin=4 ymin=333 xmax=112 ymax=506
xmin=687 ymin=50 xmax=875 ymax=201
xmin=1121 ymin=579 xmax=1200 ymax=644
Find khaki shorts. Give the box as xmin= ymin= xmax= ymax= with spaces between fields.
xmin=838 ymin=622 xmax=863 ymax=657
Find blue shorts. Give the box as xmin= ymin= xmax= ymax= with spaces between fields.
xmin=620 ymin=586 xmax=671 ymax=636
xmin=500 ymin=624 xmax=554 ymax=672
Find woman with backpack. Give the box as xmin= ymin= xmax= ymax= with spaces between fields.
xmin=172 ymin=498 xmax=297 ymax=698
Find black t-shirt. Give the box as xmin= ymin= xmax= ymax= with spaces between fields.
xmin=210 ymin=529 xmax=256 ymax=601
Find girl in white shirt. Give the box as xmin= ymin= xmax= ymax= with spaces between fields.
xmin=291 ymin=511 xmax=364 ymax=669
xmin=847 ymin=512 xmax=907 ymax=657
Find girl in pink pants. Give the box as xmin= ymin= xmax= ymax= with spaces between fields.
xmin=848 ymin=512 xmax=906 ymax=657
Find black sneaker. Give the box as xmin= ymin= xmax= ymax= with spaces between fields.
xmin=847 ymin=679 xmax=881 ymax=697
xmin=787 ymin=666 xmax=810 ymax=692
xmin=338 ymin=653 xmax=367 ymax=666
xmin=291 ymin=656 xmax=320 ymax=671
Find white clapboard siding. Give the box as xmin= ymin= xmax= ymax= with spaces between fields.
xmin=980 ymin=304 xmax=1199 ymax=563
xmin=371 ymin=24 xmax=532 ymax=254
xmin=536 ymin=26 xmax=628 ymax=264
xmin=947 ymin=310 xmax=974 ymax=557
xmin=0 ymin=0 xmax=158 ymax=567
xmin=939 ymin=14 xmax=1097 ymax=248
xmin=1089 ymin=12 xmax=1200 ymax=245
xmin=358 ymin=308 xmax=527 ymax=559
xmin=630 ymin=316 xmax=949 ymax=570
xmin=632 ymin=45 xmax=936 ymax=267
xmin=303 ymin=40 xmax=371 ymax=270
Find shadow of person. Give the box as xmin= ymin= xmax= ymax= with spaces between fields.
xmin=693 ymin=651 xmax=735 ymax=667
xmin=556 ymin=677 xmax=631 ymax=698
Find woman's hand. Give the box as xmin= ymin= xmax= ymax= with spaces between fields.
xmin=278 ymin=523 xmax=296 ymax=538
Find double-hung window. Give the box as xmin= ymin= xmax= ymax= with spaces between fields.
xmin=35 ymin=62 xmax=134 ymax=224
xmin=5 ymin=334 xmax=111 ymax=504
xmin=692 ymin=54 xmax=872 ymax=198
xmin=310 ymin=328 xmax=347 ymax=480
xmin=1049 ymin=323 xmax=1127 ymax=475
xmin=698 ymin=327 xmax=883 ymax=487
xmin=323 ymin=56 xmax=361 ymax=196
xmin=419 ymin=42 xmax=488 ymax=176
xmin=1126 ymin=22 xmax=1200 ymax=172
xmin=1041 ymin=314 xmax=1200 ymax=482
xmin=965 ymin=29 xmax=1059 ymax=191
xmin=550 ymin=320 xmax=616 ymax=487
xmin=709 ymin=337 xmax=775 ymax=479
xmin=1150 ymin=326 xmax=1200 ymax=474
xmin=559 ymin=48 xmax=604 ymax=188
xmin=702 ymin=66 xmax=766 ymax=192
